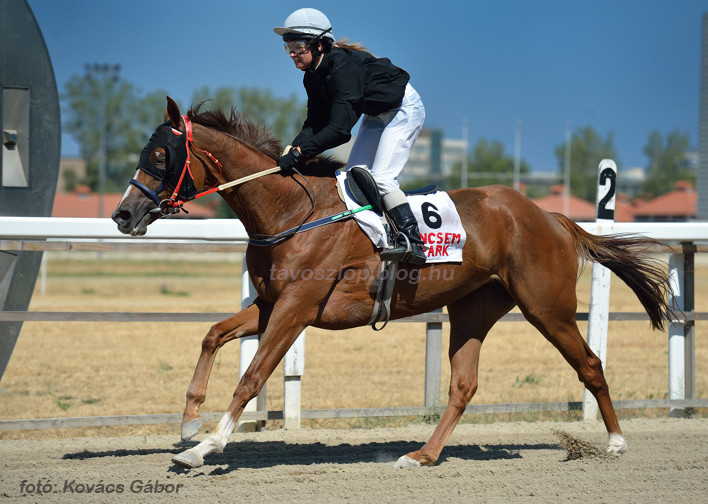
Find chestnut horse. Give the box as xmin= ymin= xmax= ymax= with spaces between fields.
xmin=112 ymin=97 xmax=671 ymax=469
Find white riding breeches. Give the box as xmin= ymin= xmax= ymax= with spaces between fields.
xmin=346 ymin=83 xmax=425 ymax=196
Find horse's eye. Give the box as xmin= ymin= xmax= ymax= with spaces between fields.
xmin=149 ymin=148 xmax=167 ymax=167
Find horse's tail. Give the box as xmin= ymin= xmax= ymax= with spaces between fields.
xmin=553 ymin=213 xmax=674 ymax=331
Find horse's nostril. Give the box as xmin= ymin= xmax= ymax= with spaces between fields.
xmin=113 ymin=210 xmax=131 ymax=223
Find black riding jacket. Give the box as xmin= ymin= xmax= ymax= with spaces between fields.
xmin=292 ymin=46 xmax=410 ymax=158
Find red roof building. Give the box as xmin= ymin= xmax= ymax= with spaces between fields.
xmin=532 ymin=185 xmax=596 ymax=221
xmin=51 ymin=186 xmax=216 ymax=219
xmin=531 ymin=181 xmax=697 ymax=223
xmin=630 ymin=181 xmax=696 ymax=222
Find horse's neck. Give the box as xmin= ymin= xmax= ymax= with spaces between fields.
xmin=199 ymin=129 xmax=339 ymax=237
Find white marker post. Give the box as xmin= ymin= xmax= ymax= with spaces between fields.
xmin=582 ymin=159 xmax=617 ymax=421
xmin=283 ymin=332 xmax=305 ymax=429
xmin=238 ymin=257 xmax=266 ymax=432
xmin=239 ymin=255 xmax=306 ymax=431
xmin=668 ymin=247 xmax=695 ymax=417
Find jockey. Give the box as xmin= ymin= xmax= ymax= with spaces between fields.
xmin=274 ymin=8 xmax=427 ymax=265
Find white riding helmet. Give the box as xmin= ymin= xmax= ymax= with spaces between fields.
xmin=273 ymin=8 xmax=335 ymax=42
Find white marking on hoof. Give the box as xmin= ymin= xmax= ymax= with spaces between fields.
xmin=175 ymin=413 xmax=235 ymax=468
xmin=181 ymin=418 xmax=203 ymax=441
xmin=606 ymin=433 xmax=628 ymax=456
xmin=394 ymin=455 xmax=421 ymax=468
xmin=172 ymin=448 xmax=204 ymax=469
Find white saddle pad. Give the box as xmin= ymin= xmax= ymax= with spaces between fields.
xmin=335 ymin=171 xmax=466 ymax=263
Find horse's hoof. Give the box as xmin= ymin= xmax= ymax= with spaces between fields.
xmin=606 ymin=433 xmax=628 ymax=456
xmin=181 ymin=418 xmax=203 ymax=441
xmin=172 ymin=448 xmax=204 ymax=469
xmin=394 ymin=455 xmax=421 ymax=468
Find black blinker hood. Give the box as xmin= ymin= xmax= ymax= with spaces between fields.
xmin=136 ymin=121 xmax=197 ymax=201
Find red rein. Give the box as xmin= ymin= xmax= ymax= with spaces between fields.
xmin=164 ymin=115 xmax=223 ymax=212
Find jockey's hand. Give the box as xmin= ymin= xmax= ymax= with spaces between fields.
xmin=277 ymin=148 xmax=304 ymax=171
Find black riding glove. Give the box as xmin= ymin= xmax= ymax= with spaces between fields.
xmin=277 ymin=149 xmax=304 ymax=171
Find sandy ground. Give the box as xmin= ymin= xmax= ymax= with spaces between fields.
xmin=1 ymin=257 xmax=706 ymax=502
xmin=1 ymin=417 xmax=706 ymax=503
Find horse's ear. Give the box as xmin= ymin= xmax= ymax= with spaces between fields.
xmin=165 ymin=96 xmax=182 ymax=129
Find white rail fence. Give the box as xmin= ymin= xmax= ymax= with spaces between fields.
xmin=0 ymin=216 xmax=706 ymax=432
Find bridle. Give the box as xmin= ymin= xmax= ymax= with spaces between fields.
xmin=130 ymin=115 xmax=227 ymax=217
xmin=130 ymin=115 xmax=316 ymax=245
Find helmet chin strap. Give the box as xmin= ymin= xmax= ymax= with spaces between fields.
xmin=307 ymin=52 xmax=323 ymax=72
xmin=306 ymin=27 xmax=332 ymax=71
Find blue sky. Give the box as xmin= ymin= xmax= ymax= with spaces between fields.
xmin=28 ymin=0 xmax=706 ymax=174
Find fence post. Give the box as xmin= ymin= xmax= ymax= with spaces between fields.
xmin=424 ymin=308 xmax=443 ymax=408
xmin=283 ymin=332 xmax=305 ymax=429
xmin=238 ymin=256 xmax=266 ymax=432
xmin=684 ymin=246 xmax=696 ymax=409
xmin=668 ymin=244 xmax=695 ymax=417
xmin=583 ymin=159 xmax=616 ymax=421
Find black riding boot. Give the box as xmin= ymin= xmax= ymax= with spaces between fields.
xmin=380 ymin=203 xmax=427 ymax=265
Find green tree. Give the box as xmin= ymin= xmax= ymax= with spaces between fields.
xmin=554 ymin=126 xmax=617 ymax=202
xmin=641 ymin=129 xmax=693 ymax=197
xmin=62 ymin=70 xmax=171 ymax=192
xmin=191 ymin=86 xmax=236 ymax=115
xmin=190 ymin=86 xmax=306 ymax=143
xmin=447 ymin=138 xmax=530 ymax=190
xmin=61 ymin=168 xmax=78 ymax=193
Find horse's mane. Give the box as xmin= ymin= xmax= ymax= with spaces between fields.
xmin=186 ymin=102 xmax=282 ymax=161
xmin=186 ymin=101 xmax=345 ymax=176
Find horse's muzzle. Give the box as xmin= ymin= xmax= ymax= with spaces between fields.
xmin=111 ymin=205 xmax=158 ymax=236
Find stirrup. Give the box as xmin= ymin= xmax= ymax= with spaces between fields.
xmin=380 ymin=232 xmax=411 ymax=262
xmin=380 ymin=234 xmax=426 ymax=265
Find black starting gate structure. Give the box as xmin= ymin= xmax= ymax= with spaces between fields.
xmin=0 ymin=0 xmax=61 ymax=380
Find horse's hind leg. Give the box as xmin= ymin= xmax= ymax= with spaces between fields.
xmin=512 ymin=268 xmax=627 ymax=456
xmin=396 ymin=282 xmax=515 ymax=468
xmin=180 ymin=299 xmax=271 ymax=440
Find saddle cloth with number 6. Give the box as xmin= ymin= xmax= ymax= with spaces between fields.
xmin=335 ymin=171 xmax=466 ymax=263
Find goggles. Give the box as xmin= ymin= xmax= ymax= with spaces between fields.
xmin=284 ymin=39 xmax=311 ymax=55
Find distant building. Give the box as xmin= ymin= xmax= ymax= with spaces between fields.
xmin=530 ymin=181 xmax=697 ymax=223
xmin=52 ymin=185 xmax=216 ymax=219
xmin=616 ymin=166 xmax=645 ymax=198
xmin=531 ymin=185 xmax=596 ymax=221
xmin=697 ymin=12 xmax=708 ymax=219
xmin=631 ymin=180 xmax=696 ymax=222
xmin=55 ymin=157 xmax=216 ymax=219
xmin=403 ymin=129 xmax=466 ymax=186
xmin=328 ymin=128 xmax=466 ymax=187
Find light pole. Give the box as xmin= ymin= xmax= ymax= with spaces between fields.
xmin=461 ymin=118 xmax=468 ymax=188
xmin=564 ymin=121 xmax=572 ymax=217
xmin=513 ymin=119 xmax=521 ymax=192
xmin=84 ymin=63 xmax=120 ymax=218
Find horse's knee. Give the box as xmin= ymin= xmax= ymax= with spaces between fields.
xmin=448 ymin=375 xmax=478 ymax=409
xmin=578 ymin=355 xmax=608 ymax=395
xmin=201 ymin=325 xmax=223 ymax=353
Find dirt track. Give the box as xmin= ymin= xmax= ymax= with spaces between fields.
xmin=1 ymin=418 xmax=706 ymax=503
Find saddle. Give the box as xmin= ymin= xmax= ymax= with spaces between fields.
xmin=345 ymin=167 xmax=437 ymax=330
xmin=345 ymin=167 xmax=438 ymax=213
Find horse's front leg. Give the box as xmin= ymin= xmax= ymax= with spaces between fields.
xmin=172 ymin=301 xmax=309 ymax=468
xmin=181 ymin=299 xmax=272 ymax=441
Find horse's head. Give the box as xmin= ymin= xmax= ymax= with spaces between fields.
xmin=112 ymin=97 xmax=209 ymax=235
